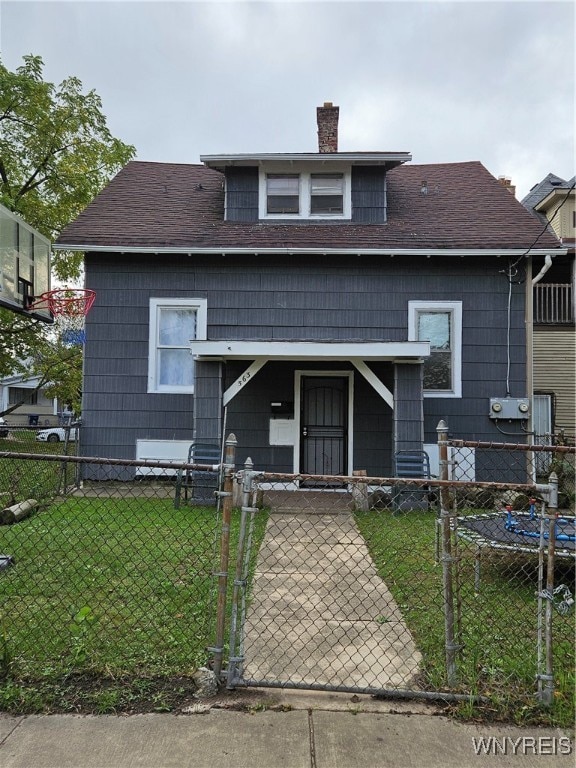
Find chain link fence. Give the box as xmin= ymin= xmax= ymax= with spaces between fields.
xmin=0 ymin=431 xmax=574 ymax=723
xmin=0 ymin=449 xmax=223 ymax=691
xmin=443 ymin=434 xmax=575 ymax=711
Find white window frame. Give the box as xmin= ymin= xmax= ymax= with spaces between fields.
xmin=408 ymin=300 xmax=462 ymax=398
xmin=259 ymin=166 xmax=351 ymax=220
xmin=148 ymin=298 xmax=207 ymax=394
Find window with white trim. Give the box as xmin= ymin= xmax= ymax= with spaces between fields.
xmin=310 ymin=173 xmax=344 ymax=214
xmin=261 ymin=169 xmax=350 ymax=219
xmin=266 ymin=174 xmax=300 ymax=214
xmin=408 ymin=301 xmax=462 ymax=398
xmin=148 ymin=298 xmax=207 ymax=394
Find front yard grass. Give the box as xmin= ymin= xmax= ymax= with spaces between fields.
xmin=0 ymin=496 xmax=267 ymax=713
xmin=354 ymin=509 xmax=575 ymax=728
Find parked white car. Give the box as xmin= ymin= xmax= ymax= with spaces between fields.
xmin=0 ymin=417 xmax=8 ymax=438
xmin=35 ymin=426 xmax=77 ymax=443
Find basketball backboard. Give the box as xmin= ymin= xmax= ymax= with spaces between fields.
xmin=0 ymin=203 xmax=52 ymax=322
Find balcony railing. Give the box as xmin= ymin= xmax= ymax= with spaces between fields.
xmin=533 ymin=283 xmax=574 ymax=324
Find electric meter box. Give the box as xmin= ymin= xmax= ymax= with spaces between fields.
xmin=489 ymin=397 xmax=530 ymax=420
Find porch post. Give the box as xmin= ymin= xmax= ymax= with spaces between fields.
xmin=392 ymin=361 xmax=424 ymax=454
xmin=193 ymin=360 xmax=223 ymax=441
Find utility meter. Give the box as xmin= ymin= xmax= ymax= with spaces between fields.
xmin=489 ymin=398 xmax=530 ymax=420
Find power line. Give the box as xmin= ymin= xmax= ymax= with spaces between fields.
xmin=509 ymin=182 xmax=575 ymax=271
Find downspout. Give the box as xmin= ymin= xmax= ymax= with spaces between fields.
xmin=532 ymin=254 xmax=553 ymax=286
xmin=526 ymin=257 xmax=534 ymax=477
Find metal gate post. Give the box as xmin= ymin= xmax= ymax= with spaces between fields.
xmin=227 ymin=457 xmax=257 ymax=688
xmin=540 ymin=472 xmax=559 ymax=706
xmin=211 ymin=433 xmax=237 ymax=680
xmin=437 ymin=420 xmax=458 ymax=686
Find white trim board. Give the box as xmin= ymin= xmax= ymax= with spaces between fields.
xmin=190 ymin=340 xmax=430 ymax=361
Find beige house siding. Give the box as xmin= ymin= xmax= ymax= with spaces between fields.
xmin=558 ymin=204 xmax=574 ymax=240
xmin=537 ymin=189 xmax=575 ymax=242
xmin=533 ymin=327 xmax=576 ymax=435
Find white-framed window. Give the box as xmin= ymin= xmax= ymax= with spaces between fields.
xmin=148 ymin=298 xmax=207 ymax=394
xmin=266 ymin=174 xmax=300 ymax=214
xmin=260 ymin=168 xmax=350 ymax=219
xmin=408 ymin=301 xmax=462 ymax=398
xmin=310 ymin=173 xmax=344 ymax=214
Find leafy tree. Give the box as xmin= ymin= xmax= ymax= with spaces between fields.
xmin=0 ymin=54 xmax=135 ymax=280
xmin=32 ymin=340 xmax=83 ymax=417
xmin=0 ymin=339 xmax=82 ymax=419
xmin=0 ymin=311 xmax=41 ymax=381
xmin=0 ymin=55 xmax=135 ymax=410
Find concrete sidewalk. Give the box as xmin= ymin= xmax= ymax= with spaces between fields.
xmin=0 ymin=691 xmax=573 ymax=768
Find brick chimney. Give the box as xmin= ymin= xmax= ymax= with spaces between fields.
xmin=498 ymin=176 xmax=516 ymax=197
xmin=317 ymin=102 xmax=339 ymax=153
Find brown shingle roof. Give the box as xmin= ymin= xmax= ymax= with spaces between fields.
xmin=55 ymin=160 xmax=562 ymax=252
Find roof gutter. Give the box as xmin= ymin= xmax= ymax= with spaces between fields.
xmin=53 ymin=244 xmax=568 ymax=258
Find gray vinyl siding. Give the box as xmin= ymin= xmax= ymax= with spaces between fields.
xmin=351 ymin=167 xmax=387 ymax=223
xmin=82 ymin=252 xmax=527 ymax=476
xmin=223 ymin=361 xmax=297 ymax=472
xmin=225 ymin=167 xmax=259 ymax=222
xmin=194 ymin=361 xmax=223 ymax=441
xmin=353 ymin=363 xmax=394 ymax=474
xmin=393 ymin=364 xmax=424 ymax=451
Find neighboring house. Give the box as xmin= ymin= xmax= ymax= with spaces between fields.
xmin=521 ymin=174 xmax=575 ymax=443
xmin=54 ymin=104 xmax=564 ymax=481
xmin=0 ymin=372 xmax=59 ymax=427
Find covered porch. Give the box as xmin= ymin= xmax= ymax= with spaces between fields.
xmin=189 ymin=340 xmax=430 ymax=477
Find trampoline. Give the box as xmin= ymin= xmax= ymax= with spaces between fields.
xmin=456 ymin=503 xmax=575 ymax=591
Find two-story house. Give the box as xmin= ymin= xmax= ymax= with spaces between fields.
xmin=54 ymin=104 xmax=563 ymax=481
xmin=521 ymin=173 xmax=575 ymax=446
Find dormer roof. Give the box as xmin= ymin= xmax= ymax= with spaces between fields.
xmin=201 ymin=152 xmax=412 ymax=172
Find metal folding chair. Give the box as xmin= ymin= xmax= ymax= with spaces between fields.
xmin=174 ymin=440 xmax=221 ymax=508
xmin=393 ymin=450 xmax=434 ymax=512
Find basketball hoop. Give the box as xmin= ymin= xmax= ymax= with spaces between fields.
xmin=26 ymin=288 xmax=96 ymax=346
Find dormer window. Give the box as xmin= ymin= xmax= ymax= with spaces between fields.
xmin=260 ymin=167 xmax=350 ymax=220
xmin=266 ymin=174 xmax=300 ymax=214
xmin=310 ymin=174 xmax=344 ymax=214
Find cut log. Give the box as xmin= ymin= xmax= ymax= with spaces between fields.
xmin=0 ymin=499 xmax=38 ymax=525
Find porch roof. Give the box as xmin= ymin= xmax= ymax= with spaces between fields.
xmin=189 ymin=339 xmax=430 ymax=361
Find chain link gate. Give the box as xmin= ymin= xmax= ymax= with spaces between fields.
xmin=219 ymin=458 xmax=573 ymax=712
xmin=223 ymin=468 xmax=467 ymax=702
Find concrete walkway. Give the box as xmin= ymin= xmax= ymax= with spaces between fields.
xmin=241 ymin=494 xmax=421 ymax=690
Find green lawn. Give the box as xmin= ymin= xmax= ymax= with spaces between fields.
xmin=354 ymin=509 xmax=575 ymax=727
xmin=0 ymin=496 xmax=267 ymax=712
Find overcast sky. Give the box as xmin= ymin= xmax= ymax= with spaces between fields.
xmin=1 ymin=0 xmax=574 ymax=201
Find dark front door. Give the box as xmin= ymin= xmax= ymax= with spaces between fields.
xmin=300 ymin=376 xmax=348 ymax=476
